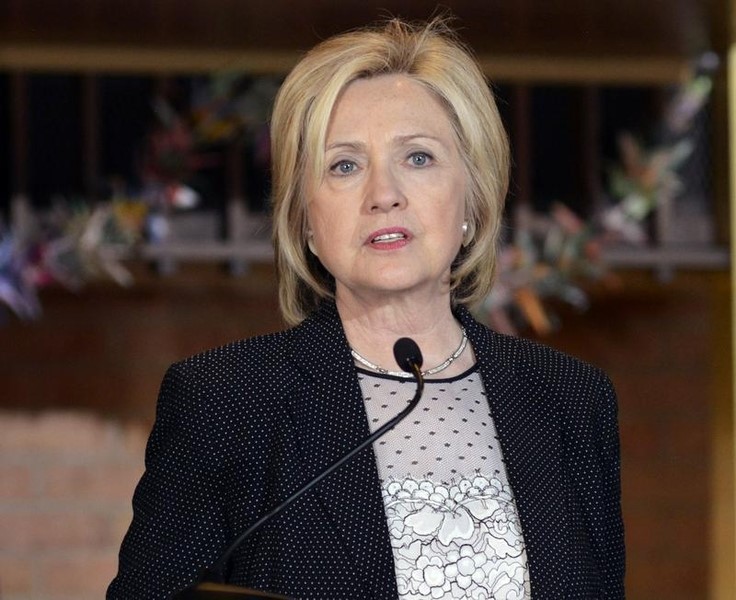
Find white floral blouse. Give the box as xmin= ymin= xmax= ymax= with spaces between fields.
xmin=358 ymin=367 xmax=531 ymax=600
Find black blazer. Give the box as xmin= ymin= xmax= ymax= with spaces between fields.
xmin=108 ymin=301 xmax=625 ymax=599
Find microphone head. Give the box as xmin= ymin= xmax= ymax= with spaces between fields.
xmin=393 ymin=338 xmax=423 ymax=373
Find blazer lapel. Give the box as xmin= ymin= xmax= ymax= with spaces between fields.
xmin=288 ymin=302 xmax=398 ymax=599
xmin=457 ymin=307 xmax=569 ymax=598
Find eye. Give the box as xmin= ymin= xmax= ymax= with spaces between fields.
xmin=409 ymin=152 xmax=432 ymax=167
xmin=329 ymin=159 xmax=357 ymax=175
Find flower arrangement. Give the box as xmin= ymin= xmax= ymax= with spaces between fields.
xmin=0 ymin=73 xmax=278 ymax=322
xmin=480 ymin=67 xmax=715 ymax=335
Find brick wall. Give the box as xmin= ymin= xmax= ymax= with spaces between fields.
xmin=0 ymin=412 xmax=147 ymax=600
xmin=0 ymin=265 xmax=728 ymax=599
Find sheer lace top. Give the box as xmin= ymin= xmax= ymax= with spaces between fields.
xmin=358 ymin=366 xmax=532 ymax=599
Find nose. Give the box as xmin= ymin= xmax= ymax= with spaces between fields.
xmin=365 ymin=163 xmax=406 ymax=213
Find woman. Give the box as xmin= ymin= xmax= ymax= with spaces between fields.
xmin=108 ymin=18 xmax=624 ymax=600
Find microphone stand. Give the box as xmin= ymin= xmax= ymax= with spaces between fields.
xmin=171 ymin=340 xmax=425 ymax=600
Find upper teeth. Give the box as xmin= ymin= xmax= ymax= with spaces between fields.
xmin=373 ymin=233 xmax=405 ymax=242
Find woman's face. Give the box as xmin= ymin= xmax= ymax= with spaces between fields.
xmin=306 ymin=74 xmax=467 ymax=305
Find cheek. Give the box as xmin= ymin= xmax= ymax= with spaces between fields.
xmin=306 ymin=194 xmax=328 ymax=234
xmin=436 ymin=186 xmax=467 ymax=229
xmin=307 ymin=204 xmax=352 ymax=262
xmin=440 ymin=193 xmax=467 ymax=250
xmin=307 ymin=219 xmax=328 ymax=259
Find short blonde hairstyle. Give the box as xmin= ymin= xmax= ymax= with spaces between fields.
xmin=271 ymin=18 xmax=509 ymax=325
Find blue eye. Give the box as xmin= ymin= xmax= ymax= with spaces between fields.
xmin=409 ymin=152 xmax=432 ymax=167
xmin=330 ymin=160 xmax=356 ymax=175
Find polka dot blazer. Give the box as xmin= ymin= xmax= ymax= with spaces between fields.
xmin=108 ymin=301 xmax=625 ymax=599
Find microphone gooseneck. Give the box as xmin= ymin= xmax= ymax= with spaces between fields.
xmin=173 ymin=339 xmax=425 ymax=599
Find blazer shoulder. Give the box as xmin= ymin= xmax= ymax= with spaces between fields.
xmin=160 ymin=327 xmax=305 ymax=414
xmin=176 ymin=326 xmax=299 ymax=373
xmin=487 ymin=328 xmax=618 ymax=424
xmin=495 ymin=329 xmax=606 ymax=376
xmin=461 ymin=306 xmax=613 ymax=396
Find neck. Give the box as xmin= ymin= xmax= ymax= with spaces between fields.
xmin=336 ymin=290 xmax=474 ymax=378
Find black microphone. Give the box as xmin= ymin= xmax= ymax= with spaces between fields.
xmin=171 ymin=339 xmax=424 ymax=600
xmin=393 ymin=337 xmax=423 ymax=376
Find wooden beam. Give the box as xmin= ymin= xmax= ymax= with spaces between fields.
xmin=475 ymin=55 xmax=693 ymax=85
xmin=510 ymin=86 xmax=532 ymax=207
xmin=712 ymin=23 xmax=736 ymax=598
xmin=0 ymin=42 xmax=694 ymax=85
xmin=9 ymin=72 xmax=28 ymax=197
xmin=81 ymin=74 xmax=100 ymax=200
xmin=0 ymin=44 xmax=299 ymax=75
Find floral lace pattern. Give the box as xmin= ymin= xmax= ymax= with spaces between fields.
xmin=382 ymin=474 xmax=531 ymax=599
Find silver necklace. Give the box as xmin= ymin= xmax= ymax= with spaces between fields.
xmin=350 ymin=327 xmax=468 ymax=378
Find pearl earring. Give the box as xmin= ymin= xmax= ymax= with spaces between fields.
xmin=462 ymin=221 xmax=472 ymax=247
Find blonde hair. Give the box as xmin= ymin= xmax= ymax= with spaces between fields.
xmin=271 ymin=18 xmax=509 ymax=325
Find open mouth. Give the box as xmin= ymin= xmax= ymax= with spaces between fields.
xmin=372 ymin=232 xmax=407 ymax=243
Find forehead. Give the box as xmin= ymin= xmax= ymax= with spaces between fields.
xmin=325 ymin=74 xmax=456 ymax=142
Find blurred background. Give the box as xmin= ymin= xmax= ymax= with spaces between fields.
xmin=0 ymin=1 xmax=733 ymax=598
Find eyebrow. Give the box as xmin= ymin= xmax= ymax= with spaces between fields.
xmin=325 ymin=133 xmax=447 ymax=151
xmin=325 ymin=141 xmax=364 ymax=152
xmin=395 ymin=133 xmax=445 ymax=145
